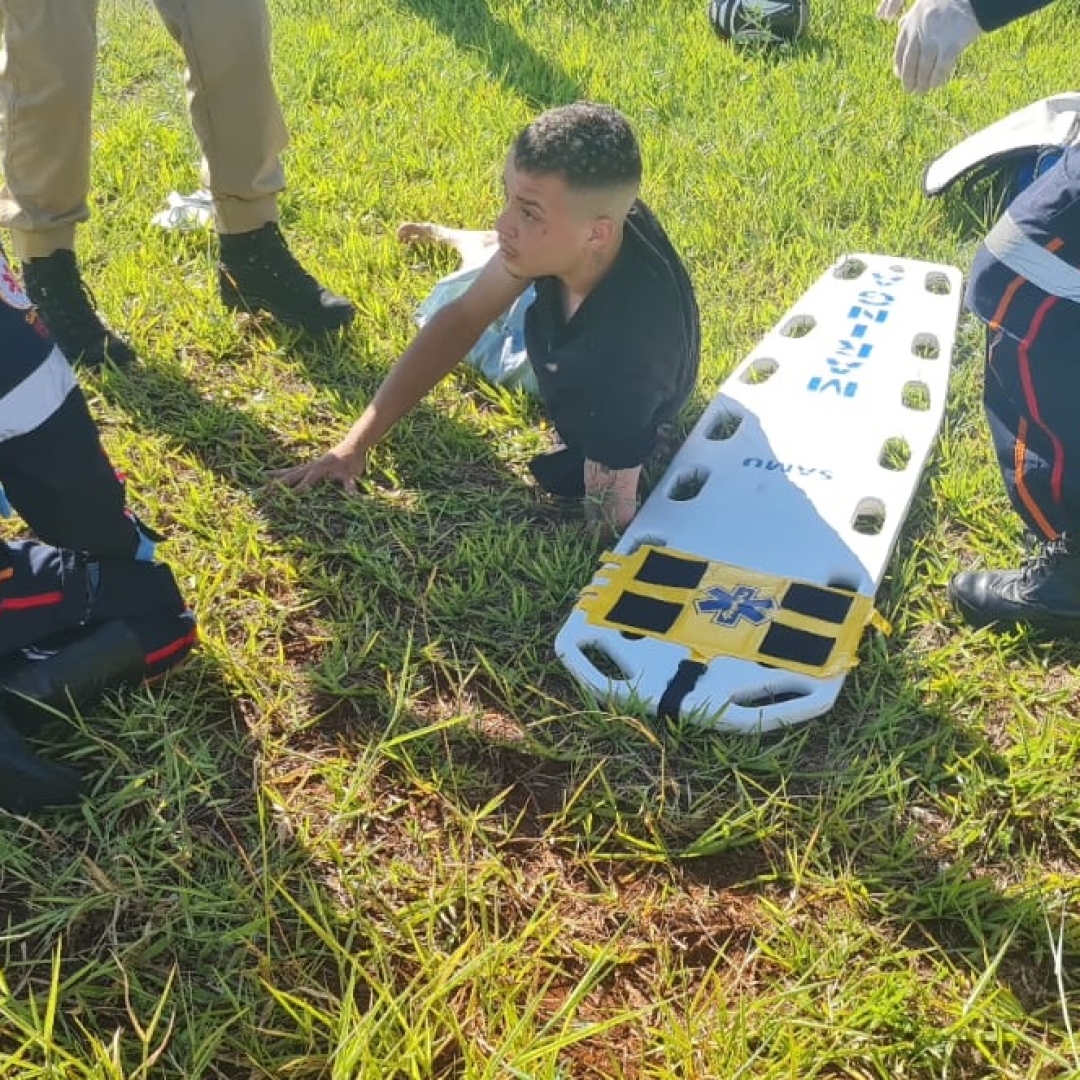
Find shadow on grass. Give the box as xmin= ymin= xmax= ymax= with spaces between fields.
xmin=810 ymin=627 xmax=1080 ymax=1018
xmin=930 ymin=177 xmax=1012 ymax=245
xmin=353 ymin=581 xmax=1080 ymax=1069
xmin=7 ymin=301 xmax=594 ymax=1072
xmin=341 ymin=433 xmax=1080 ymax=1068
xmin=93 ymin=342 xmax=588 ymax=715
xmin=393 ymin=0 xmax=582 ymax=108
xmin=86 ymin=299 xmax=1080 ymax=1071
xmin=0 ymin=650 xmax=347 ymax=1075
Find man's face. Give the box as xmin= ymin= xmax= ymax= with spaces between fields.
xmin=493 ymin=155 xmax=597 ymax=280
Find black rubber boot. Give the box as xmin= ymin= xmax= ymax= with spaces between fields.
xmin=218 ymin=223 xmax=355 ymax=333
xmin=0 ymin=620 xmax=148 ymax=732
xmin=0 ymin=710 xmax=82 ymax=813
xmin=948 ymin=534 xmax=1080 ymax=633
xmin=21 ymin=250 xmax=136 ymax=368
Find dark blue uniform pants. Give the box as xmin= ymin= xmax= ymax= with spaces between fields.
xmin=967 ymin=143 xmax=1080 ymax=540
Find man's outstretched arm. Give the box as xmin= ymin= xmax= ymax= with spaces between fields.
xmin=270 ymin=252 xmax=529 ymax=492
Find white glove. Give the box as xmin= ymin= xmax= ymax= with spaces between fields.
xmin=879 ymin=0 xmax=982 ymax=94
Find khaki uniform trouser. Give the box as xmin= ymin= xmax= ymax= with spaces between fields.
xmin=0 ymin=0 xmax=288 ymax=258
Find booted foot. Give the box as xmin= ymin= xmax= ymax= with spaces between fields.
xmin=218 ymin=222 xmax=355 ymax=333
xmin=0 ymin=710 xmax=83 ymax=814
xmin=21 ymin=250 xmax=136 ymax=368
xmin=948 ymin=534 xmax=1080 ymax=633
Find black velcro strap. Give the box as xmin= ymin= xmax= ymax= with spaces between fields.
xmin=758 ymin=623 xmax=835 ymax=668
xmin=781 ymin=582 xmax=855 ymax=625
xmin=658 ymin=659 xmax=708 ymax=721
xmin=634 ymin=550 xmax=708 ymax=590
xmin=605 ymin=590 xmax=682 ymax=634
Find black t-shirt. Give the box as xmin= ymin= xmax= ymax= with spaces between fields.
xmin=524 ymin=199 xmax=700 ymax=470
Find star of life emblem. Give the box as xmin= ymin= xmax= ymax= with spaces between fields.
xmin=695 ymin=584 xmax=777 ymax=627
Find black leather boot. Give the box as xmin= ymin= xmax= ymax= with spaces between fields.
xmin=948 ymin=534 xmax=1080 ymax=633
xmin=0 ymin=710 xmax=82 ymax=813
xmin=22 ymin=249 xmax=136 ymax=368
xmin=218 ymin=223 xmax=355 ymax=333
xmin=0 ymin=620 xmax=149 ymax=731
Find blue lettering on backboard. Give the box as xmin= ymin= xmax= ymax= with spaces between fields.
xmin=807 ymin=377 xmax=859 ymax=396
xmin=741 ymin=457 xmax=833 ymax=479
xmin=805 ymin=264 xmax=906 ymax=399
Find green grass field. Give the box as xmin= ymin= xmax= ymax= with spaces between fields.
xmin=1 ymin=0 xmax=1079 ymax=1076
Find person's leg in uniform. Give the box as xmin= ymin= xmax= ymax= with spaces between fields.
xmin=949 ymin=276 xmax=1080 ymax=632
xmin=0 ymin=0 xmax=135 ymax=367
xmin=0 ymin=267 xmax=197 ymax=812
xmin=0 ymin=248 xmax=154 ymax=556
xmin=151 ymin=0 xmax=355 ymax=333
xmin=985 ymin=323 xmax=1080 ymax=543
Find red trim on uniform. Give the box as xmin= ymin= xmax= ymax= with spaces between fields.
xmin=0 ymin=590 xmax=64 ymax=612
xmin=1014 ymin=418 xmax=1056 ymax=539
xmin=989 ymin=273 xmax=1027 ymax=331
xmin=144 ymin=627 xmax=198 ymax=668
xmin=1015 ymin=293 xmax=1067 ymax=535
xmin=989 ymin=238 xmax=1064 ymax=330
xmin=985 ymin=236 xmax=1069 ymax=538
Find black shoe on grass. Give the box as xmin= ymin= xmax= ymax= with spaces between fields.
xmin=0 ymin=710 xmax=82 ymax=814
xmin=22 ymin=249 xmax=136 ymax=368
xmin=948 ymin=534 xmax=1080 ymax=634
xmin=218 ymin=222 xmax=355 ymax=333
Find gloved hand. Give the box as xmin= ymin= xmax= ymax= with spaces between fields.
xmin=876 ymin=0 xmax=982 ymax=94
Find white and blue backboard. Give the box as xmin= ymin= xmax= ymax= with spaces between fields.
xmin=556 ymin=253 xmax=964 ymax=732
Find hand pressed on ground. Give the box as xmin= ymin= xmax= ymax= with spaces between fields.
xmin=267 ymin=444 xmax=369 ymax=493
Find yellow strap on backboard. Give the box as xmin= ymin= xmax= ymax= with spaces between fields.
xmin=576 ymin=545 xmax=888 ymax=678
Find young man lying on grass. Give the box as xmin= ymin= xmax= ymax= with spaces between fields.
xmin=271 ymin=102 xmax=700 ymax=538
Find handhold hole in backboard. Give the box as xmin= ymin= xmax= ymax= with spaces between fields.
xmin=668 ymin=468 xmax=710 ymax=502
xmin=826 ymin=576 xmax=860 ymax=592
xmin=833 ymin=258 xmax=867 ymax=280
xmin=579 ymin=643 xmax=629 ymax=682
xmin=925 ymin=271 xmax=952 ymax=295
xmin=740 ymin=357 xmax=779 ymax=385
xmin=912 ymin=332 xmax=940 ymax=359
xmin=780 ymin=314 xmax=816 ymax=338
xmin=878 ymin=436 xmax=911 ymax=472
xmin=852 ymin=497 xmax=887 ymax=536
xmin=626 ymin=534 xmax=667 ymax=555
xmin=731 ymin=686 xmax=812 ymax=707
xmin=620 ymin=631 xmax=645 ymax=641
xmin=901 ymin=380 xmax=931 ymax=411
xmin=705 ymin=408 xmax=742 ymax=441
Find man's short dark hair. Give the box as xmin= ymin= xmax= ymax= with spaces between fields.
xmin=512 ymin=102 xmax=642 ymax=193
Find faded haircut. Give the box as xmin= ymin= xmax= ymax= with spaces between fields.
xmin=511 ymin=102 xmax=642 ymax=194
